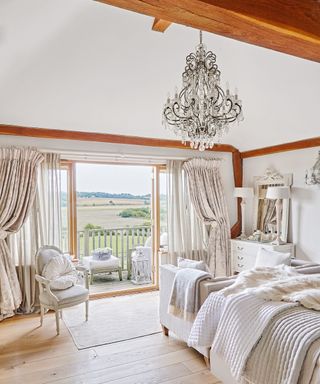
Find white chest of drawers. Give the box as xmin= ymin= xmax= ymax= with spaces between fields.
xmin=231 ymin=239 xmax=295 ymax=274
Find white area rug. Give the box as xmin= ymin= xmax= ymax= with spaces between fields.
xmin=63 ymin=291 xmax=161 ymax=350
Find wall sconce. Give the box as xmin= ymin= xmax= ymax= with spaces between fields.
xmin=305 ymin=151 xmax=320 ymax=185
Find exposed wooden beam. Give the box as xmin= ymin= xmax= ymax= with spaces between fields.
xmin=0 ymin=123 xmax=242 ymax=239
xmin=231 ymin=150 xmax=243 ymax=239
xmin=241 ymin=137 xmax=320 ymax=158
xmin=0 ymin=124 xmax=238 ymax=153
xmin=152 ymin=18 xmax=171 ymax=33
xmin=95 ymin=0 xmax=320 ymax=62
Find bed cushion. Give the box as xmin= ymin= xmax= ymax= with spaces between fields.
xmin=255 ymin=248 xmax=291 ymax=268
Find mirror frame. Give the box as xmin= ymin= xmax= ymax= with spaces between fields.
xmin=253 ymin=168 xmax=293 ymax=242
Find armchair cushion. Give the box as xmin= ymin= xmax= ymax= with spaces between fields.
xmin=42 ymin=254 xmax=78 ymax=290
xmin=82 ymin=255 xmax=120 ymax=271
xmin=39 ymin=285 xmax=89 ymax=307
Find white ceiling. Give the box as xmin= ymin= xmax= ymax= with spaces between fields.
xmin=0 ymin=0 xmax=319 ymax=151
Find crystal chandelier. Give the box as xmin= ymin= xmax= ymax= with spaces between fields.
xmin=163 ymin=31 xmax=243 ymax=151
xmin=305 ymin=151 xmax=320 ymax=185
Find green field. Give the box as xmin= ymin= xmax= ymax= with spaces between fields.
xmin=62 ymin=197 xmax=166 ymax=231
xmin=61 ymin=196 xmax=167 ymax=256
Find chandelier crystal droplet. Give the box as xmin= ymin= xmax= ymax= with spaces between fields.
xmin=163 ymin=31 xmax=244 ymax=151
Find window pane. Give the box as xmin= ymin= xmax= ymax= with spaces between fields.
xmin=75 ymin=163 xmax=153 ymax=265
xmin=159 ymin=171 xmax=168 ymax=249
xmin=61 ymin=169 xmax=69 ymax=253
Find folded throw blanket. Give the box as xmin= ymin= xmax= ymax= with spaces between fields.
xmin=169 ymin=268 xmax=211 ymax=321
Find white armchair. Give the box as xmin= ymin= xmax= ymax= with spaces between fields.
xmin=35 ymin=245 xmax=89 ymax=335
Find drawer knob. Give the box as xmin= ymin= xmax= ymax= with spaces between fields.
xmin=237 ymin=246 xmax=244 ymax=251
xmin=238 ymin=256 xmax=244 ymax=260
xmin=237 ymin=263 xmax=244 ymax=268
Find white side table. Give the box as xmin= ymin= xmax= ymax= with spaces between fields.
xmin=231 ymin=239 xmax=295 ymax=274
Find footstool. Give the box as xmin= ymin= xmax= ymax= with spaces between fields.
xmin=82 ymin=255 xmax=122 ymax=284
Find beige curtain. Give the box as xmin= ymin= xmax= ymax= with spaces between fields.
xmin=167 ymin=160 xmax=207 ymax=265
xmin=10 ymin=153 xmax=61 ymax=314
xmin=0 ymin=147 xmax=44 ymax=320
xmin=183 ymin=158 xmax=231 ymax=276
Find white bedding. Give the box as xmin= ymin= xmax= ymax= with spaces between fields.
xmin=189 ymin=265 xmax=320 ymax=384
xmin=244 ymin=306 xmax=320 ymax=384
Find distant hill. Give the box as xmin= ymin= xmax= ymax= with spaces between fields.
xmin=61 ymin=191 xmax=165 ymax=208
xmin=77 ymin=192 xmax=151 ymax=200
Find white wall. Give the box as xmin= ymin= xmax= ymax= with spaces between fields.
xmin=0 ymin=0 xmax=319 ymax=151
xmin=0 ymin=135 xmax=237 ymax=227
xmin=243 ymin=147 xmax=320 ymax=262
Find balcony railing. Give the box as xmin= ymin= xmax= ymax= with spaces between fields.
xmin=62 ymin=226 xmax=152 ymax=272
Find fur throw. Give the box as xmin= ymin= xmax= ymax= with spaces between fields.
xmin=221 ymin=265 xmax=320 ymax=310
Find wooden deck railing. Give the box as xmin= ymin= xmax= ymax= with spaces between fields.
xmin=62 ymin=226 xmax=152 ymax=271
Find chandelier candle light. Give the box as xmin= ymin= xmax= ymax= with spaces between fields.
xmin=163 ymin=31 xmax=243 ymax=151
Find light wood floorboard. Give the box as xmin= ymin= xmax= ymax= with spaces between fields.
xmin=0 ymin=312 xmax=221 ymax=384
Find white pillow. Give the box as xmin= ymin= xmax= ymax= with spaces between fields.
xmin=255 ymin=248 xmax=291 ymax=268
xmin=177 ymin=257 xmax=209 ymax=272
xmin=42 ymin=254 xmax=78 ymax=290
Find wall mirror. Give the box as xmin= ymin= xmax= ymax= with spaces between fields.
xmin=253 ymin=168 xmax=292 ymax=242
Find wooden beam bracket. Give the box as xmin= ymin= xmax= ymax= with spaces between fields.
xmin=152 ymin=18 xmax=171 ymax=33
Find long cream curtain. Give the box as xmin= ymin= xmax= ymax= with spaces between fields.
xmin=183 ymin=158 xmax=231 ymax=276
xmin=0 ymin=147 xmax=44 ymax=320
xmin=10 ymin=153 xmax=62 ymax=314
xmin=167 ymin=160 xmax=207 ymax=265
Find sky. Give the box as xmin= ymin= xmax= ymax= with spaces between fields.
xmin=61 ymin=163 xmax=167 ymax=195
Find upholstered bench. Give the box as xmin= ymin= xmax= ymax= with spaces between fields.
xmin=82 ymin=255 xmax=122 ymax=284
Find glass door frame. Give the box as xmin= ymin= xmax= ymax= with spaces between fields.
xmin=60 ymin=159 xmax=165 ymax=297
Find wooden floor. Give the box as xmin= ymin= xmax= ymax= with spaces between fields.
xmin=89 ymin=271 xmax=152 ymax=294
xmin=0 ymin=311 xmax=221 ymax=384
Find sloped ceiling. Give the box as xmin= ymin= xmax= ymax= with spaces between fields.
xmin=0 ymin=0 xmax=319 ymax=151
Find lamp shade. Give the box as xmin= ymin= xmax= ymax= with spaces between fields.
xmin=266 ymin=186 xmax=290 ymax=199
xmin=234 ymin=187 xmax=254 ymax=198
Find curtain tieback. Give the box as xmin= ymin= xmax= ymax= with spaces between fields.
xmin=0 ymin=229 xmax=8 ymax=240
xmin=210 ymin=222 xmax=218 ymax=229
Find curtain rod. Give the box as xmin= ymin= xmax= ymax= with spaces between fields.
xmin=39 ymin=148 xmax=224 ymax=163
